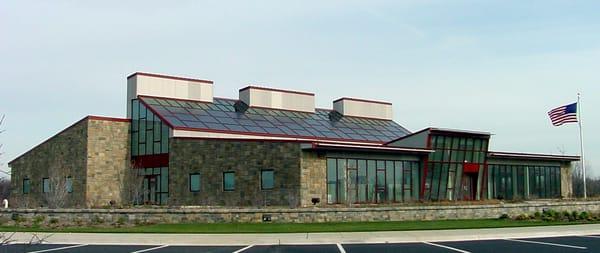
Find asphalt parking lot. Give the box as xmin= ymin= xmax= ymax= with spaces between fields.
xmin=2 ymin=235 xmax=600 ymax=253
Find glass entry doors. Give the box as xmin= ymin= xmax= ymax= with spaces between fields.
xmin=460 ymin=173 xmax=477 ymax=200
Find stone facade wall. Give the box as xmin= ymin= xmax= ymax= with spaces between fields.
xmin=8 ymin=119 xmax=89 ymax=208
xmin=168 ymin=139 xmax=302 ymax=207
xmin=2 ymin=201 xmax=599 ymax=225
xmin=85 ymin=119 xmax=130 ymax=207
xmin=299 ymin=150 xmax=327 ymax=207
xmin=561 ymin=162 xmax=574 ymax=198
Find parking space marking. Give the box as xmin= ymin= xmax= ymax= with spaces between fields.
xmin=422 ymin=241 xmax=471 ymax=253
xmin=336 ymin=243 xmax=346 ymax=253
xmin=232 ymin=244 xmax=254 ymax=253
xmin=27 ymin=244 xmax=88 ymax=253
xmin=579 ymin=235 xmax=600 ymax=239
xmin=504 ymin=239 xmax=587 ymax=249
xmin=131 ymin=245 xmax=169 ymax=253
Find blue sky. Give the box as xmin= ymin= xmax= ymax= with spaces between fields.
xmin=1 ymin=1 xmax=599 ymax=176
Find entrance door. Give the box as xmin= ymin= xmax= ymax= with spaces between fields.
xmin=143 ymin=175 xmax=158 ymax=205
xmin=461 ymin=173 xmax=477 ymax=200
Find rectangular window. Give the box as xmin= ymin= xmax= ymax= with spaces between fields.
xmin=327 ymin=158 xmax=337 ymax=203
xmin=42 ymin=178 xmax=50 ymax=193
xmin=189 ymin=173 xmax=200 ymax=192
xmin=23 ymin=178 xmax=30 ymax=194
xmin=66 ymin=176 xmax=73 ymax=193
xmin=223 ymin=172 xmax=235 ymax=191
xmin=261 ymin=170 xmax=274 ymax=190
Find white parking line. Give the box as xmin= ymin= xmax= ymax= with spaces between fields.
xmin=422 ymin=241 xmax=471 ymax=253
xmin=336 ymin=243 xmax=346 ymax=253
xmin=131 ymin=245 xmax=170 ymax=253
xmin=27 ymin=244 xmax=88 ymax=253
xmin=232 ymin=244 xmax=254 ymax=253
xmin=504 ymin=239 xmax=587 ymax=249
xmin=579 ymin=235 xmax=600 ymax=239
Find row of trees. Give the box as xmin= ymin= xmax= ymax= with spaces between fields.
xmin=571 ymin=162 xmax=600 ymax=197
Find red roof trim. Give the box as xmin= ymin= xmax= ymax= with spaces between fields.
xmin=333 ymin=97 xmax=392 ymax=106
xmin=127 ymin=72 xmax=214 ymax=84
xmin=173 ymin=136 xmax=314 ymax=144
xmin=239 ymin=86 xmax=314 ymax=96
xmin=8 ymin=115 xmax=130 ymax=165
xmin=172 ymin=126 xmax=386 ymax=145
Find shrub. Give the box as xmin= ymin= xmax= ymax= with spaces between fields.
xmin=533 ymin=211 xmax=542 ymax=219
xmin=579 ymin=211 xmax=590 ymax=220
xmin=116 ymin=217 xmax=126 ymax=226
xmin=515 ymin=214 xmax=529 ymax=221
xmin=499 ymin=214 xmax=510 ymax=220
xmin=91 ymin=215 xmax=104 ymax=224
xmin=49 ymin=218 xmax=59 ymax=224
xmin=571 ymin=211 xmax=579 ymax=220
xmin=33 ymin=215 xmax=46 ymax=225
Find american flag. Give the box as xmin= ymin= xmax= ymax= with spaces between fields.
xmin=548 ymin=102 xmax=578 ymax=126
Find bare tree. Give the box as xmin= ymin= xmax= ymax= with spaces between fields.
xmin=43 ymin=170 xmax=70 ymax=208
xmin=0 ymin=178 xmax=10 ymax=200
xmin=123 ymin=163 xmax=146 ymax=206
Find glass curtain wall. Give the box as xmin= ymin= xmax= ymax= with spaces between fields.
xmin=131 ymin=99 xmax=170 ymax=156
xmin=327 ymin=158 xmax=420 ymax=204
xmin=424 ymin=135 xmax=489 ymax=201
xmin=488 ymin=165 xmax=561 ymax=200
xmin=133 ymin=167 xmax=169 ymax=205
xmin=131 ymin=99 xmax=170 ymax=205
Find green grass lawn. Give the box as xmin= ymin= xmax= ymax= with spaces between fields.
xmin=0 ymin=219 xmax=595 ymax=234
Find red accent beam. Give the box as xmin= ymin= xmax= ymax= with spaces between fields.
xmin=132 ymin=154 xmax=169 ymax=168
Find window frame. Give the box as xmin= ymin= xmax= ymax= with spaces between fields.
xmin=189 ymin=173 xmax=201 ymax=192
xmin=42 ymin=177 xmax=50 ymax=193
xmin=260 ymin=170 xmax=275 ymax=190
xmin=22 ymin=178 xmax=30 ymax=194
xmin=223 ymin=171 xmax=235 ymax=191
xmin=66 ymin=176 xmax=73 ymax=193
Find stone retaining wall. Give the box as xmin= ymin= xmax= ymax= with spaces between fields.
xmin=1 ymin=201 xmax=599 ymax=226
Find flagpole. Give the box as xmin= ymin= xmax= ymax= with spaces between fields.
xmin=578 ymin=93 xmax=587 ymax=199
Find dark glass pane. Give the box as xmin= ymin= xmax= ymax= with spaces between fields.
xmin=337 ymin=159 xmax=347 ymax=203
xmin=261 ymin=170 xmax=274 ymax=190
xmin=367 ymin=160 xmax=376 ymax=203
xmin=327 ymin=158 xmax=337 ymax=204
xmin=223 ymin=172 xmax=235 ymax=191
xmin=190 ymin=174 xmax=200 ymax=192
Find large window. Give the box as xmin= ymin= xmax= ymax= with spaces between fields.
xmin=223 ymin=172 xmax=235 ymax=191
xmin=66 ymin=176 xmax=73 ymax=193
xmin=488 ymin=165 xmax=560 ymax=200
xmin=42 ymin=178 xmax=50 ymax=193
xmin=189 ymin=173 xmax=200 ymax=192
xmin=131 ymin=99 xmax=170 ymax=156
xmin=326 ymin=158 xmax=420 ymax=204
xmin=135 ymin=167 xmax=169 ymax=205
xmin=22 ymin=178 xmax=30 ymax=194
xmin=261 ymin=170 xmax=274 ymax=190
xmin=425 ymin=135 xmax=489 ymax=201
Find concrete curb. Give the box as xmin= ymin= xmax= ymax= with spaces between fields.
xmin=6 ymin=224 xmax=600 ymax=246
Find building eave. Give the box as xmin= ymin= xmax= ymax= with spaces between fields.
xmin=488 ymin=151 xmax=580 ymax=162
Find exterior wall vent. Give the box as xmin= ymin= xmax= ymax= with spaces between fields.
xmin=126 ymin=72 xmax=214 ymax=117
xmin=333 ymin=97 xmax=393 ymax=120
xmin=239 ymin=86 xmax=315 ymax=113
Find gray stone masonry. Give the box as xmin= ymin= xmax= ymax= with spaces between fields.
xmin=1 ymin=201 xmax=599 ymax=225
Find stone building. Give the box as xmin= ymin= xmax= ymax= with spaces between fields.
xmin=9 ymin=72 xmax=579 ymax=208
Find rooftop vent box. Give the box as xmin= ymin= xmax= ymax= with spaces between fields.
xmin=333 ymin=97 xmax=393 ymax=120
xmin=126 ymin=72 xmax=214 ymax=117
xmin=239 ymin=86 xmax=315 ymax=113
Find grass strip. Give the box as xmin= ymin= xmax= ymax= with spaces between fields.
xmin=0 ymin=219 xmax=597 ymax=234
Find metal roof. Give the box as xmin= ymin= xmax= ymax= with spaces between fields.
xmin=139 ymin=96 xmax=411 ymax=144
